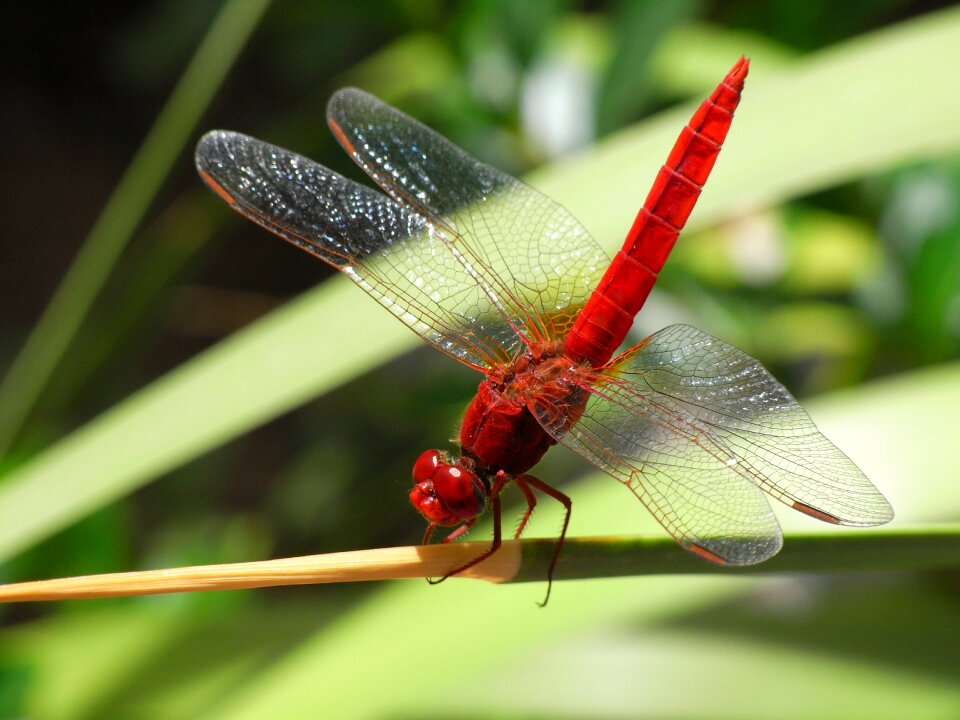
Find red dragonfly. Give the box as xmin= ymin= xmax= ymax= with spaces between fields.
xmin=196 ymin=58 xmax=892 ymax=599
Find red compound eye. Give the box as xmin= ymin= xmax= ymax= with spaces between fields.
xmin=412 ymin=449 xmax=441 ymax=484
xmin=409 ymin=451 xmax=486 ymax=525
xmin=432 ymin=464 xmax=485 ymax=519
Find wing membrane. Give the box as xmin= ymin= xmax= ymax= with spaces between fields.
xmin=617 ymin=325 xmax=894 ymax=525
xmin=326 ymin=88 xmax=609 ymax=351
xmin=531 ymin=362 xmax=783 ymax=565
xmin=531 ymin=324 xmax=892 ymax=564
xmin=195 ymin=130 xmax=521 ymax=369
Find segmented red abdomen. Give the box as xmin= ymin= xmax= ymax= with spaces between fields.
xmin=563 ymin=57 xmax=749 ymax=367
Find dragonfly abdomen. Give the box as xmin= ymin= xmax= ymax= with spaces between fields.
xmin=564 ymin=57 xmax=749 ymax=368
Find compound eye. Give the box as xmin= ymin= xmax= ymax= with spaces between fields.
xmin=432 ymin=465 xmax=485 ymax=520
xmin=412 ymin=449 xmax=441 ymax=483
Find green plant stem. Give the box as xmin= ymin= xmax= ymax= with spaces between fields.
xmin=1 ymin=526 xmax=955 ymax=602
xmin=0 ymin=0 xmax=272 ymax=458
xmin=514 ymin=525 xmax=960 ymax=582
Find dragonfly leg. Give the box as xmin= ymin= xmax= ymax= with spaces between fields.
xmin=517 ymin=475 xmax=571 ymax=607
xmin=442 ymin=518 xmax=477 ymax=543
xmin=513 ymin=475 xmax=539 ymax=538
xmin=422 ymin=523 xmax=437 ymax=546
xmin=427 ymin=492 xmax=502 ymax=585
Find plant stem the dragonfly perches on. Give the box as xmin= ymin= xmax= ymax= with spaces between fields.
xmin=1 ymin=526 xmax=957 ymax=603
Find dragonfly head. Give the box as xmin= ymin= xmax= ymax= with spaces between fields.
xmin=410 ymin=450 xmax=487 ymax=526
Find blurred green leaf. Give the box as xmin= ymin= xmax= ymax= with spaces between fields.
xmin=0 ymin=659 xmax=31 ymax=719
xmin=0 ymin=0 xmax=274 ymax=456
xmin=0 ymin=280 xmax=408 ymax=562
xmin=34 ymin=195 xmax=221 ymax=431
xmin=653 ymin=22 xmax=798 ymax=93
xmin=452 ymin=574 xmax=960 ymax=718
xmin=338 ymin=33 xmax=459 ymax=101
xmin=672 ymin=206 xmax=879 ymax=292
xmin=461 ymin=628 xmax=960 ymax=719
xmin=596 ymin=0 xmax=699 ymax=134
xmin=783 ymin=208 xmax=880 ymax=292
xmin=1 ymin=602 xmax=332 ymax=720
xmin=533 ymin=7 xmax=960 ymax=234
xmin=757 ymin=303 xmax=869 ymax=357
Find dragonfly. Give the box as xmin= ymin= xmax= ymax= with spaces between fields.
xmin=196 ymin=58 xmax=893 ymax=601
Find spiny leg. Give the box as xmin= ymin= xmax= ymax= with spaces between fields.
xmin=518 ymin=475 xmax=572 ymax=607
xmin=428 ymin=493 xmax=502 ymax=584
xmin=422 ymin=517 xmax=480 ymax=585
xmin=422 ymin=522 xmax=437 ymax=546
xmin=423 ymin=518 xmax=476 ymax=583
xmin=442 ymin=518 xmax=477 ymax=543
xmin=513 ymin=475 xmax=539 ymax=538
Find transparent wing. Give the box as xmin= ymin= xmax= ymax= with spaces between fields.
xmin=531 ymin=324 xmax=893 ymax=565
xmin=614 ymin=325 xmax=894 ymax=525
xmin=196 ymin=130 xmax=523 ymax=370
xmin=326 ymin=88 xmax=609 ymax=353
xmin=531 ymin=363 xmax=783 ymax=566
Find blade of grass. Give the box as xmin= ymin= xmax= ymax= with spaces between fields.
xmin=0 ymin=0 xmax=273 ymax=457
xmin=39 ymin=197 xmax=222 ymax=421
xmin=0 ymin=602 xmax=334 ymax=720
xmin=0 ymin=280 xmax=407 ymax=562
xmin=461 ymin=630 xmax=960 ymax=719
xmin=1 ymin=8 xmax=959 ymax=564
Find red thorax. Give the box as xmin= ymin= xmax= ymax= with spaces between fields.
xmin=410 ymin=344 xmax=586 ymax=526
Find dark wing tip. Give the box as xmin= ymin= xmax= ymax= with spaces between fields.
xmin=194 ymin=130 xmax=247 ymax=207
xmin=325 ymin=87 xmax=372 ymax=125
xmin=687 ymin=531 xmax=783 ymax=568
xmin=194 ymin=129 xmax=254 ymax=182
xmin=195 ymin=129 xmax=229 ymax=174
xmin=326 ymin=88 xmax=377 ymax=158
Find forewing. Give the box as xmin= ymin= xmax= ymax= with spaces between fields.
xmin=617 ymin=325 xmax=894 ymax=525
xmin=196 ymin=130 xmax=522 ymax=369
xmin=326 ymin=88 xmax=609 ymax=350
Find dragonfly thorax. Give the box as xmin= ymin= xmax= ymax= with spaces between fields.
xmin=487 ymin=340 xmax=566 ymax=387
xmin=457 ymin=357 xmax=583 ymax=477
